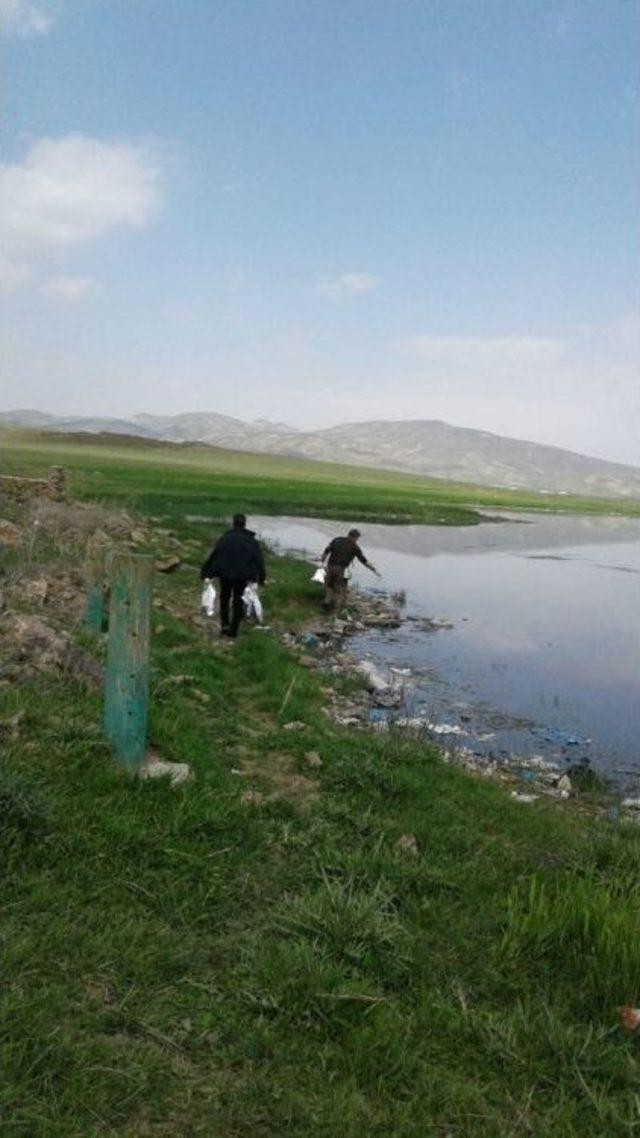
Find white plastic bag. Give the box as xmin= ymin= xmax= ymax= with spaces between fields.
xmin=311 ymin=566 xmax=326 ymax=584
xmin=242 ymin=583 xmax=264 ymax=623
xmin=201 ymin=579 xmax=216 ymax=617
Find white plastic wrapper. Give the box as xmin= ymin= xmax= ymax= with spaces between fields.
xmin=201 ymin=579 xmax=216 ymax=617
xmin=243 ymin=583 xmax=264 ymax=623
xmin=311 ymin=566 xmax=326 ymax=584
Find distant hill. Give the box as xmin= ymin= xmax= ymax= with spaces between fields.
xmin=2 ymin=408 xmax=639 ymax=499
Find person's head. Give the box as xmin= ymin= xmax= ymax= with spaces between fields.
xmin=348 ymin=528 xmax=360 ymax=541
xmin=233 ymin=513 xmax=247 ymax=529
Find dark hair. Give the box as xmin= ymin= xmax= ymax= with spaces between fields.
xmin=348 ymin=528 xmax=360 ymax=539
xmin=233 ymin=513 xmax=247 ymax=528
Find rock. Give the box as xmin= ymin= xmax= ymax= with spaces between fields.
xmin=298 ymin=655 xmax=317 ymax=669
xmin=155 ymin=556 xmax=182 ymax=574
xmin=556 ymin=774 xmax=572 ymax=794
xmin=241 ymin=790 xmax=264 ymax=807
xmin=282 ymin=720 xmax=306 ymax=732
xmin=138 ymin=756 xmax=193 ymax=786
xmin=1 ymin=612 xmax=103 ymax=689
xmin=622 ymin=798 xmax=640 ymax=810
xmin=192 ymin=688 xmax=210 ymax=703
xmin=617 ymin=1006 xmax=640 ymax=1032
xmin=395 ymin=833 xmax=419 ymax=858
xmin=510 ymin=791 xmax=538 ymax=804
xmin=305 ymin=750 xmax=323 ymax=768
xmin=0 ymin=519 xmax=21 ymax=546
xmin=23 ymin=578 xmax=49 ymax=605
xmin=130 ymin=529 xmax=147 ymax=545
xmin=0 ymin=709 xmax=25 ymax=738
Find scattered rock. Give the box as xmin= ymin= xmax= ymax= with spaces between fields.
xmin=395 ymin=833 xmax=419 ymax=858
xmin=1 ymin=612 xmax=103 ymax=689
xmin=0 ymin=519 xmax=21 ymax=545
xmin=617 ymin=1006 xmax=640 ymax=1032
xmin=305 ymin=750 xmax=323 ymax=768
xmin=0 ymin=709 xmax=25 ymax=738
xmin=241 ymin=790 xmax=264 ymax=807
xmin=297 ymin=655 xmax=317 ymax=669
xmin=555 ymin=774 xmax=572 ymax=794
xmin=138 ymin=756 xmax=193 ymax=786
xmin=22 ymin=578 xmax=49 ymax=605
xmin=155 ymin=556 xmax=182 ymax=574
xmin=191 ymin=688 xmax=210 ymax=704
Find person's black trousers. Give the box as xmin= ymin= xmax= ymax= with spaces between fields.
xmin=219 ymin=577 xmax=248 ymax=636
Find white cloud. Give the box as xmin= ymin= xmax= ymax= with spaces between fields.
xmin=396 ymin=333 xmax=566 ymax=371
xmin=40 ymin=274 xmax=96 ymax=303
xmin=317 ymin=271 xmax=379 ymax=300
xmin=0 ymin=134 xmax=162 ymax=289
xmin=0 ymin=0 xmax=53 ymax=36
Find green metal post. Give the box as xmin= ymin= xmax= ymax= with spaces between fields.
xmin=104 ymin=552 xmax=152 ymax=770
xmin=84 ymin=542 xmax=108 ymax=632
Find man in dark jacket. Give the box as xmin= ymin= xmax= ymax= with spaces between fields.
xmin=201 ymin=514 xmax=266 ymax=638
xmin=321 ymin=528 xmax=379 ymax=612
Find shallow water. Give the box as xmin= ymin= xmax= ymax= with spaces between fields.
xmin=252 ymin=512 xmax=640 ymax=791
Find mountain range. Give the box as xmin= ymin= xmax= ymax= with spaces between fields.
xmin=2 ymin=408 xmax=639 ymax=499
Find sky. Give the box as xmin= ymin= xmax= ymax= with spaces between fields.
xmin=1 ymin=0 xmax=638 ymax=464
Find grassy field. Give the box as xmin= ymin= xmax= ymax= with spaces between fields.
xmin=3 ymin=425 xmax=639 ymax=527
xmin=2 ymin=436 xmax=640 ymax=1135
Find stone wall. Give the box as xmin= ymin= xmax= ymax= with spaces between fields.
xmin=0 ymin=466 xmax=67 ymax=504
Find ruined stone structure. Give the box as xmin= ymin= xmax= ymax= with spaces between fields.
xmin=0 ymin=466 xmax=67 ymax=504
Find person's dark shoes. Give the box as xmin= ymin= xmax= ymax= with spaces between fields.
xmin=221 ymin=624 xmax=233 ymax=637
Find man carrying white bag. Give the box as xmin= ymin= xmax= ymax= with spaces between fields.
xmin=200 ymin=513 xmax=267 ymax=639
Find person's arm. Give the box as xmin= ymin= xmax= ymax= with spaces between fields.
xmin=200 ymin=534 xmax=222 ymax=579
xmin=255 ymin=541 xmax=267 ymax=585
xmin=355 ymin=544 xmax=380 ymax=577
xmin=321 ymin=541 xmax=333 ymax=564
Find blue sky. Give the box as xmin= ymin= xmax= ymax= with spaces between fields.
xmin=2 ymin=0 xmax=638 ymax=462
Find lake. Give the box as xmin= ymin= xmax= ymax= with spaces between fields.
xmin=253 ymin=512 xmax=640 ymax=791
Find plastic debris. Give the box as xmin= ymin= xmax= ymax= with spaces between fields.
xmin=357 ymin=660 xmax=390 ymax=693
xmin=296 ymin=632 xmax=320 ymax=648
xmin=510 ymin=791 xmax=538 ymax=803
xmin=243 ymin=583 xmax=264 ymax=623
xmin=368 ymin=708 xmax=389 ymax=723
xmin=282 ymin=721 xmax=306 ymax=732
xmin=622 ymin=798 xmax=640 ymax=810
xmin=429 ymin=722 xmax=467 ymax=736
xmin=311 ymin=566 xmax=326 ymax=584
xmin=200 ymin=579 xmax=216 ymax=617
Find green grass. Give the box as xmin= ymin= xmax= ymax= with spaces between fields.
xmin=2 ymin=441 xmax=640 ymax=1135
xmin=3 ymin=425 xmax=639 ymax=527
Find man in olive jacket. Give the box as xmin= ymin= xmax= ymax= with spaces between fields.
xmin=321 ymin=528 xmax=379 ymax=612
xmin=201 ymin=514 xmax=266 ymax=638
